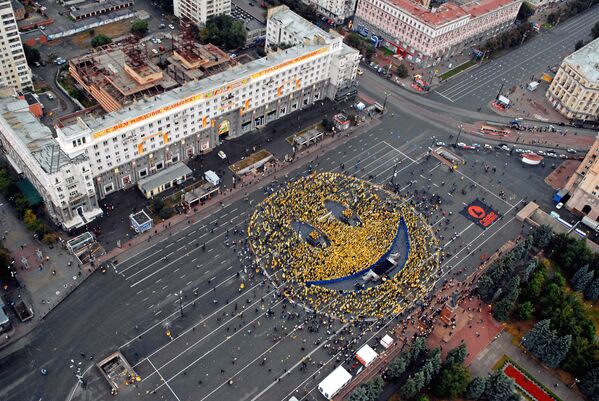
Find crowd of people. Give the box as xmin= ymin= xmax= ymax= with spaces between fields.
xmin=247 ymin=172 xmax=439 ymax=320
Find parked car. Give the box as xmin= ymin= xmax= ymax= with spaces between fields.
xmin=159 ymin=23 xmax=165 ymax=29
xmin=46 ymin=92 xmax=54 ymax=100
xmin=499 ymin=145 xmax=510 ymax=152
xmin=151 ymin=49 xmax=158 ymax=55
xmin=168 ymin=24 xmax=175 ymax=29
xmin=559 ymin=154 xmax=568 ymax=159
xmin=556 ymin=202 xmax=564 ymax=209
xmin=218 ymin=150 xmax=227 ymax=160
xmin=435 ymin=141 xmax=446 ymax=146
xmin=537 ymin=150 xmax=546 ymax=156
xmin=567 ymin=148 xmax=577 ymax=154
xmin=356 ymin=68 xmax=363 ymax=75
xmin=483 ymin=144 xmax=493 ymax=150
xmin=546 ymin=152 xmax=558 ymax=158
xmin=471 ymin=143 xmax=481 ymax=148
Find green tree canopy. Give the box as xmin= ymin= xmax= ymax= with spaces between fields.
xmin=91 ymin=34 xmax=112 ymax=48
xmin=200 ymin=15 xmax=247 ymax=50
xmin=465 ymin=376 xmax=487 ymax=400
xmin=397 ymin=63 xmax=409 ymax=78
xmin=433 ymin=363 xmax=471 ymax=399
xmin=131 ymin=20 xmax=149 ymax=37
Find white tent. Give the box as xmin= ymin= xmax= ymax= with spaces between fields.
xmin=379 ymin=334 xmax=394 ymax=349
xmin=318 ymin=366 xmax=352 ymax=400
xmin=356 ymin=344 xmax=378 ymax=367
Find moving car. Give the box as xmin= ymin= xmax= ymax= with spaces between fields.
xmin=218 ymin=150 xmax=227 ymax=160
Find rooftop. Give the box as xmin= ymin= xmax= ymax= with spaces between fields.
xmin=564 ymin=37 xmax=599 ymax=82
xmin=0 ymin=98 xmax=85 ymax=173
xmin=70 ymin=0 xmax=133 ymax=19
xmin=269 ymin=6 xmax=337 ymax=42
xmin=232 ymin=0 xmax=266 ymax=23
xmin=387 ymin=0 xmax=517 ymax=27
xmin=137 ymin=162 xmax=192 ymax=192
xmin=70 ymin=47 xmax=179 ymax=110
xmin=64 ymin=44 xmax=330 ymax=136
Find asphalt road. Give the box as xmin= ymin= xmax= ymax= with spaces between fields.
xmin=0 ymin=87 xmax=557 ymax=401
xmin=430 ymin=5 xmax=599 ymax=110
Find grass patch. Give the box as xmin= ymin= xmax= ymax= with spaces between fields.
xmin=439 ymin=59 xmax=477 ymax=80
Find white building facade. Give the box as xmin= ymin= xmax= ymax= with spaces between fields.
xmin=0 ymin=99 xmax=102 ymax=230
xmin=353 ymin=0 xmax=522 ymax=64
xmin=546 ymin=38 xmax=599 ymax=123
xmin=173 ymin=0 xmax=231 ymax=25
xmin=302 ymin=0 xmax=357 ymax=23
xmin=0 ymin=0 xmax=31 ymax=91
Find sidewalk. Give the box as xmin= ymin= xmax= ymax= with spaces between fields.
xmin=0 ymin=193 xmax=95 ymax=348
xmin=470 ymin=331 xmax=584 ymax=401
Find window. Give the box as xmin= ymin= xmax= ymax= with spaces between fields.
xmin=139 ymin=168 xmax=148 ymax=177
xmin=156 ymin=161 xmax=164 ymax=170
xmin=104 ymin=183 xmax=114 ymax=193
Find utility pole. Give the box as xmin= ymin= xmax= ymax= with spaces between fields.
xmin=496 ymin=80 xmax=505 ymax=100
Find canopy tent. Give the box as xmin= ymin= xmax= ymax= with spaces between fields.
xmin=379 ymin=334 xmax=394 ymax=349
xmin=356 ymin=344 xmax=378 ymax=367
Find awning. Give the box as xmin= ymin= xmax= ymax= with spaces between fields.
xmin=356 ymin=344 xmax=378 ymax=367
xmin=17 ymin=179 xmax=42 ymax=206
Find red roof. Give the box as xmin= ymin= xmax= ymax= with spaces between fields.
xmin=387 ymin=0 xmax=516 ymax=27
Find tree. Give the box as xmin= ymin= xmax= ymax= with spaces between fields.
xmin=445 ymin=344 xmax=467 ymax=366
xmin=575 ymin=40 xmax=585 ymax=51
xmin=433 ymin=363 xmax=471 ymax=399
xmin=592 ymin=21 xmax=599 ymax=39
xmin=159 ymin=207 xmax=173 ymax=220
xmin=482 ymin=371 xmax=517 ymax=401
xmin=516 ymin=1 xmax=534 ymax=22
xmin=544 ymin=334 xmax=571 ymax=368
xmin=514 ymin=301 xmax=534 ymax=320
xmin=131 ymin=20 xmax=149 ymax=37
xmin=321 ymin=118 xmax=334 ymax=132
xmin=492 ymin=297 xmax=514 ymax=321
xmin=0 ymin=169 xmax=12 ymax=194
xmin=547 ymin=12 xmax=559 ymax=25
xmin=585 ymin=277 xmax=599 ymax=302
xmin=396 ymin=63 xmax=409 ymax=78
xmin=23 ymin=44 xmax=41 ymax=65
xmin=386 ymin=355 xmax=408 ymax=380
xmin=399 ymin=377 xmax=418 ymax=400
xmin=465 ymin=376 xmax=487 ymax=400
xmin=200 ymin=15 xmax=246 ymax=50
xmin=348 ymin=386 xmax=369 ymax=401
xmin=91 ymin=34 xmax=112 ymax=48
xmin=580 ymin=366 xmax=599 ymax=401
xmin=365 ymin=377 xmax=384 ymax=400
xmin=522 ymin=320 xmax=554 ymax=360
xmin=409 ymin=337 xmax=427 ymax=363
xmin=531 ymin=225 xmax=552 ymax=249
xmin=573 ymin=267 xmax=594 ymax=292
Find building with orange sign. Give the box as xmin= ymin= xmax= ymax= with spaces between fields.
xmin=0 ymin=7 xmax=359 ymax=229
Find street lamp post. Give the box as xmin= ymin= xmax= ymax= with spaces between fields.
xmin=453 ymin=125 xmax=463 ymax=147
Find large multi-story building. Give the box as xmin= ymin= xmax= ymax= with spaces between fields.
xmin=565 ymin=136 xmax=599 ymax=219
xmin=173 ymin=0 xmax=231 ymax=25
xmin=302 ymin=0 xmax=357 ymax=23
xmin=353 ymin=0 xmax=521 ymax=64
xmin=0 ymin=0 xmax=32 ymax=91
xmin=0 ymin=6 xmax=358 ymax=228
xmin=0 ymin=98 xmax=103 ymax=230
xmin=546 ymin=38 xmax=599 ymax=123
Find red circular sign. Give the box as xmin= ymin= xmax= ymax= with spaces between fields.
xmin=468 ymin=205 xmax=486 ymax=219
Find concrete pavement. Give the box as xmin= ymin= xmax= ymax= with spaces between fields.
xmin=430 ymin=6 xmax=599 ymax=110
xmin=470 ymin=331 xmax=584 ymax=401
